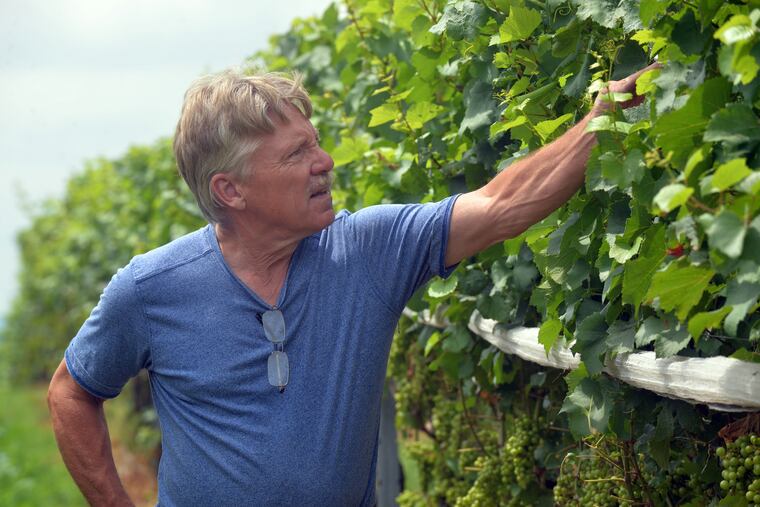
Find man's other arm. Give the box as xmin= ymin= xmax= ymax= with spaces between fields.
xmin=445 ymin=64 xmax=658 ymax=267
xmin=48 ymin=359 xmax=135 ymax=507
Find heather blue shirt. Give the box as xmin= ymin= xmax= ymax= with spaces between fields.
xmin=65 ymin=196 xmax=458 ymax=507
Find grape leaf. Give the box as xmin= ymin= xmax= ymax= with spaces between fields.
xmin=623 ymin=226 xmax=666 ymax=312
xmin=428 ymin=274 xmax=458 ymax=298
xmin=652 ymin=61 xmax=703 ymax=114
xmin=704 ymin=104 xmax=760 ymax=145
xmin=499 ymin=5 xmax=542 ymax=43
xmin=572 ymin=0 xmax=642 ymax=32
xmin=430 ymin=1 xmax=488 ymax=41
xmin=571 ymin=313 xmax=608 ymax=376
xmin=711 ymin=158 xmax=752 ymax=191
xmin=442 ymin=325 xmax=472 ymax=353
xmin=368 ymin=102 xmax=398 ymax=127
xmin=671 ymin=9 xmax=709 ymax=55
xmin=714 ymin=14 xmax=756 ymax=45
xmin=650 ymin=77 xmax=731 ymax=164
xmin=639 ymin=0 xmax=669 ymax=26
xmin=724 ymin=280 xmax=760 ymax=336
xmin=612 ymin=39 xmax=650 ymax=80
xmin=563 ymin=47 xmax=592 ymax=99
xmin=688 ymin=306 xmax=732 ymax=341
xmin=424 ymin=331 xmax=442 ymax=356
xmin=654 ymin=323 xmax=691 ymax=358
xmin=652 ymin=183 xmax=693 ymax=213
xmin=586 ymin=115 xmax=632 ymax=134
xmin=705 ymin=209 xmax=746 ymax=259
xmin=649 ymin=406 xmax=674 ymax=467
xmin=560 ymin=377 xmax=613 ymax=438
xmin=476 ymin=292 xmax=510 ymax=321
xmin=635 ymin=317 xmax=691 ymax=357
xmin=406 ymin=101 xmax=444 ymax=129
xmin=564 ymin=363 xmax=589 ymax=391
xmin=607 ymin=320 xmax=636 ymax=356
xmin=646 ymin=263 xmax=714 ymax=320
xmin=535 ymin=113 xmax=574 ymax=141
xmin=538 ymin=318 xmax=562 ymax=354
xmin=393 ymin=0 xmax=423 ymax=31
xmin=332 ymin=136 xmax=369 ymax=166
xmin=459 ymin=79 xmax=497 ymax=135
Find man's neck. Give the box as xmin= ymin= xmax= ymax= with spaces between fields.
xmin=214 ymin=219 xmax=301 ymax=307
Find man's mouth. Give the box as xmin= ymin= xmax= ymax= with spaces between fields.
xmin=310 ymin=188 xmax=331 ymax=198
xmin=310 ymin=174 xmax=334 ymax=199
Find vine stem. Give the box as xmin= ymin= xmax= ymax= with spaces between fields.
xmin=459 ymin=382 xmax=492 ymax=458
xmin=345 ymin=1 xmax=368 ymax=43
xmin=416 ymin=0 xmax=438 ymax=24
xmin=620 ymin=441 xmax=637 ymax=503
xmin=626 ymin=439 xmax=656 ymax=506
xmin=584 ymin=439 xmax=623 ymax=471
xmin=687 ymin=196 xmax=717 ymax=214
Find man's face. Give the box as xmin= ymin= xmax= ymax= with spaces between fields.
xmin=236 ymin=106 xmax=335 ymax=238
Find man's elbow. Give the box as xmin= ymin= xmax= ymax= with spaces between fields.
xmin=47 ymin=359 xmax=97 ymax=417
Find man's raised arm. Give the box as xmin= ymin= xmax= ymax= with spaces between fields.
xmin=48 ymin=359 xmax=134 ymax=507
xmin=445 ymin=63 xmax=659 ymax=267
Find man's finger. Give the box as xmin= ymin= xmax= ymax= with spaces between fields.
xmin=626 ymin=61 xmax=663 ymax=86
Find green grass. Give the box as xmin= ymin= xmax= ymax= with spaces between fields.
xmin=0 ymin=384 xmax=86 ymax=507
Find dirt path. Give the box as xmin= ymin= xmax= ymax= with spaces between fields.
xmin=111 ymin=439 xmax=158 ymax=507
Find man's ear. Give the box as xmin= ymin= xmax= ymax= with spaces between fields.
xmin=210 ymin=173 xmax=246 ymax=211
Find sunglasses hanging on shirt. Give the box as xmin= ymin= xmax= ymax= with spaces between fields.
xmin=260 ymin=309 xmax=288 ymax=393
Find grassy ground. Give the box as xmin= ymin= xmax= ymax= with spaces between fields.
xmin=0 ymin=382 xmax=158 ymax=507
xmin=0 ymin=384 xmax=86 ymax=507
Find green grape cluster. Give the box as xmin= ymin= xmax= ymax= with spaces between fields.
xmin=456 ymin=455 xmax=510 ymax=507
xmin=394 ymin=374 xmax=425 ymax=427
xmin=501 ymin=415 xmax=541 ymax=489
xmin=553 ymin=445 xmax=643 ymax=506
xmin=553 ymin=452 xmax=580 ymax=506
xmin=662 ymin=463 xmax=712 ymax=503
xmin=396 ymin=490 xmax=434 ymax=507
xmin=717 ymin=434 xmax=760 ymax=505
xmin=389 ymin=327 xmax=433 ymax=429
xmin=456 ymin=415 xmax=541 ymax=507
xmin=429 ymin=398 xmax=471 ymax=503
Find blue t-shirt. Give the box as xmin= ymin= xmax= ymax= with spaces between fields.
xmin=65 ymin=196 xmax=458 ymax=507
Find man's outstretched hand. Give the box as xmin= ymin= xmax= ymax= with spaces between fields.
xmin=592 ymin=62 xmax=663 ymax=114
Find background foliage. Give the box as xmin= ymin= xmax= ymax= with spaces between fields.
xmin=4 ymin=0 xmax=760 ymax=505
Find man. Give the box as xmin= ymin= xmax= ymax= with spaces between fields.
xmin=47 ymin=64 xmax=656 ymax=506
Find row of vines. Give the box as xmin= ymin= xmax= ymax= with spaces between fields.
xmin=254 ymin=0 xmax=760 ymax=505
xmin=3 ymin=0 xmax=760 ymax=505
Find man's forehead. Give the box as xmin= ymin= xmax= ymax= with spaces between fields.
xmin=273 ymin=107 xmax=317 ymax=139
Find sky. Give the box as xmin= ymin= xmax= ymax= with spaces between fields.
xmin=0 ymin=0 xmax=335 ymax=320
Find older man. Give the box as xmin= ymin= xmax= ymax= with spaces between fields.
xmin=47 ymin=65 xmax=654 ymax=506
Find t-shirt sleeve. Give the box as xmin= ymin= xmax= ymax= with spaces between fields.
xmin=346 ymin=195 xmax=460 ymax=314
xmin=64 ymin=262 xmax=151 ymax=399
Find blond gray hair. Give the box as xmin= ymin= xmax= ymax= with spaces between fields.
xmin=173 ymin=68 xmax=313 ymax=223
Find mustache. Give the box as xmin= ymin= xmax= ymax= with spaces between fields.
xmin=309 ymin=173 xmax=334 ymax=194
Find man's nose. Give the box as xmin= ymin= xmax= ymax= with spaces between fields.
xmin=312 ymin=147 xmax=334 ymax=175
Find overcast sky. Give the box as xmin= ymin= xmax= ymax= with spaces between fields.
xmin=0 ymin=0 xmax=334 ymax=320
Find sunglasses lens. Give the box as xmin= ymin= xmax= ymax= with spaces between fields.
xmin=262 ymin=310 xmax=285 ymax=344
xmin=267 ymin=350 xmax=289 ymax=389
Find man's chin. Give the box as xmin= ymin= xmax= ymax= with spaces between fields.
xmin=319 ymin=209 xmax=336 ymax=228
